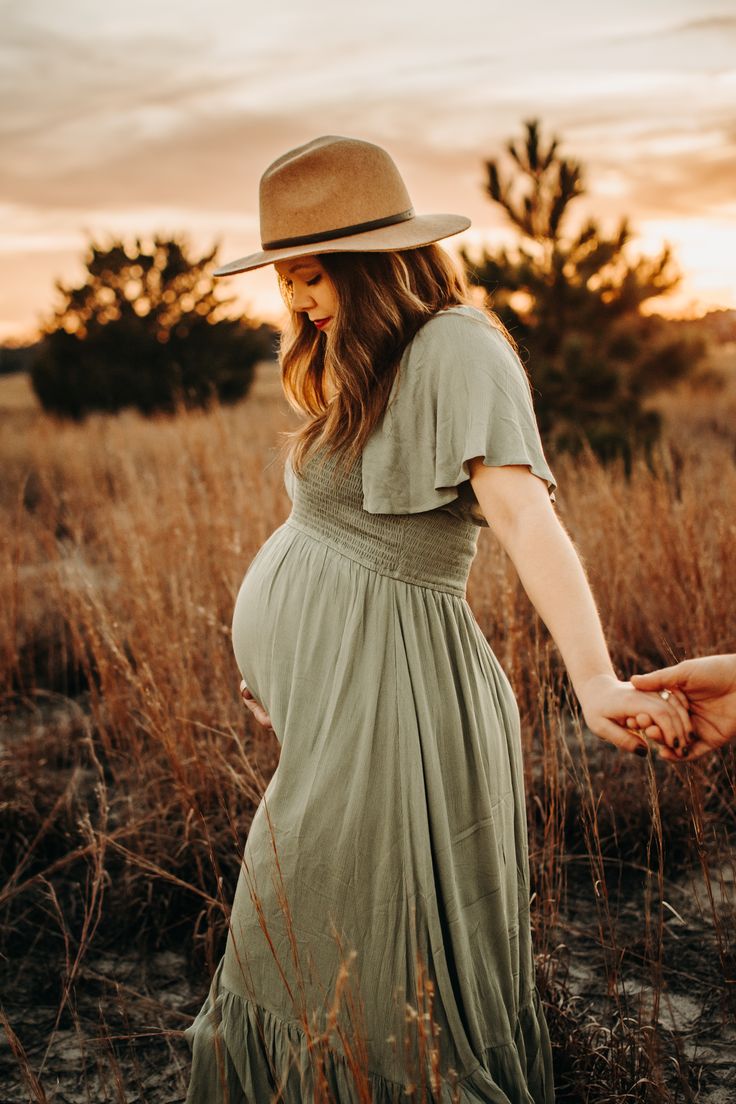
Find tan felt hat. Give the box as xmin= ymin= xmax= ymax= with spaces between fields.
xmin=213 ymin=135 xmax=472 ymax=277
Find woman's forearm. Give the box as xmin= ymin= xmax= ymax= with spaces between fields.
xmin=493 ymin=501 xmax=616 ymax=701
xmin=468 ymin=462 xmax=692 ymax=756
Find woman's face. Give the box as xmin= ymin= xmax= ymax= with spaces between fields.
xmin=274 ymin=255 xmax=338 ymax=335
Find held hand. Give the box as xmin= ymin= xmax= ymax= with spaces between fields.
xmin=623 ymin=686 xmax=701 ymax=760
xmin=576 ymin=674 xmax=693 ymax=760
xmin=629 ymin=656 xmax=736 ymax=759
xmin=239 ymin=679 xmax=275 ymax=733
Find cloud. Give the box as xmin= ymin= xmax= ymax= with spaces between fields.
xmin=667 ymin=15 xmax=736 ymax=36
xmin=1 ymin=0 xmax=735 ymax=337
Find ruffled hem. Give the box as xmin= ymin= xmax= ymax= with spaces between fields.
xmin=183 ymin=958 xmax=555 ymax=1104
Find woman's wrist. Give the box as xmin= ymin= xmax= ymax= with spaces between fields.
xmin=573 ymin=669 xmax=619 ymax=714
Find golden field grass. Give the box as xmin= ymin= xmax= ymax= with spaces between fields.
xmin=1 ymin=350 xmax=735 ymax=1102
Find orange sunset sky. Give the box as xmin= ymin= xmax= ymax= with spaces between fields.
xmin=2 ymin=0 xmax=735 ymax=343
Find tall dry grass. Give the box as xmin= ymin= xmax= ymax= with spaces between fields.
xmin=1 ymin=357 xmax=735 ymax=1101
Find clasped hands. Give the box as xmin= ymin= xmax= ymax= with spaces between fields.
xmin=579 ymin=655 xmax=736 ymax=762
xmin=577 ymin=673 xmax=693 ymax=762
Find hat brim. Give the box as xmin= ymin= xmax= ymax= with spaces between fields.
xmin=212 ymin=213 xmax=471 ymax=276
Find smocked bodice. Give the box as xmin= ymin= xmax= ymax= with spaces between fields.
xmin=285 ymin=447 xmax=480 ymax=599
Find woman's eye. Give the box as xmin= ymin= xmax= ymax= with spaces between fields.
xmin=306 ymin=275 xmax=322 ymax=287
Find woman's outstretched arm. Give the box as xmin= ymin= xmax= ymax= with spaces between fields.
xmin=467 ymin=459 xmax=694 ymax=761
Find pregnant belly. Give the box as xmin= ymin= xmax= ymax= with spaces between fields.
xmin=230 ymin=522 xmax=305 ymax=736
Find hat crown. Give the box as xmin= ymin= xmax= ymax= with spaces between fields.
xmin=258 ymin=135 xmax=414 ymax=250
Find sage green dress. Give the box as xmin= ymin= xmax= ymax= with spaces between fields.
xmin=183 ymin=305 xmax=557 ymax=1103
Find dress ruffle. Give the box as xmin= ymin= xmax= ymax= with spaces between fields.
xmin=184 ymin=957 xmax=554 ymax=1103
xmin=358 ymin=305 xmax=557 ymax=529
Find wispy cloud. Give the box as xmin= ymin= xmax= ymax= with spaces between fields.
xmin=1 ymin=0 xmax=735 ymax=337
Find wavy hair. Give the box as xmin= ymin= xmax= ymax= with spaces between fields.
xmin=276 ymin=244 xmax=517 ymax=480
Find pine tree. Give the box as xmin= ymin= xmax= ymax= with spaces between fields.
xmin=31 ymin=234 xmax=275 ymax=419
xmin=461 ymin=119 xmax=705 ymax=459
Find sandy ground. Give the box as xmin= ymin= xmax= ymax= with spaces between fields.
xmin=2 ymin=866 xmax=734 ymax=1102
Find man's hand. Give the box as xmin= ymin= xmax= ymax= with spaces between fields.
xmin=630 ymin=655 xmax=736 ymax=759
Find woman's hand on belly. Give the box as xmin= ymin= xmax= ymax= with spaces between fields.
xmin=240 ymin=679 xmax=275 ymax=733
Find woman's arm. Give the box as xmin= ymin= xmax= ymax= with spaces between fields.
xmin=467 ymin=459 xmax=692 ymax=759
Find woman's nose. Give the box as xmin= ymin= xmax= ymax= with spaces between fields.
xmin=291 ymin=287 xmax=316 ymax=312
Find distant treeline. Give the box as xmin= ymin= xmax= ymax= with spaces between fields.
xmin=0 ymin=343 xmax=40 ymax=375
xmin=667 ymin=308 xmax=736 ymax=343
xmin=0 ymin=323 xmax=280 ymax=377
xmin=3 ymin=310 xmax=734 ymax=374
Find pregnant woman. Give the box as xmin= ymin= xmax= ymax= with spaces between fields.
xmin=183 ymin=135 xmax=692 ymax=1103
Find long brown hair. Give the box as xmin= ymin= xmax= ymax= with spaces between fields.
xmin=277 ymin=243 xmax=516 ymax=480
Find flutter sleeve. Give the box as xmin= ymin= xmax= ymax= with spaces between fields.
xmin=361 ymin=305 xmax=557 ymax=528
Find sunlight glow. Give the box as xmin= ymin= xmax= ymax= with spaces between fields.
xmin=635 ymin=218 xmax=736 ymax=318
